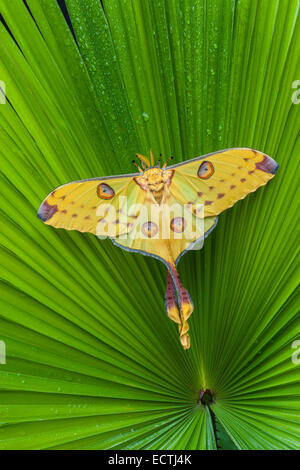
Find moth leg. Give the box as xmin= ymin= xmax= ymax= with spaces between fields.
xmin=167 ymin=263 xmax=194 ymax=350
xmin=165 ymin=270 xmax=181 ymax=325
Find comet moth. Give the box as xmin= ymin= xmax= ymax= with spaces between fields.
xmin=38 ymin=148 xmax=278 ymax=349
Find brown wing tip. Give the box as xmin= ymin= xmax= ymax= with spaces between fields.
xmin=256 ymin=153 xmax=279 ymax=175
xmin=37 ymin=200 xmax=58 ymax=222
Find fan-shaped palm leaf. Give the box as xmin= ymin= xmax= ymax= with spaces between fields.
xmin=0 ymin=0 xmax=299 ymax=450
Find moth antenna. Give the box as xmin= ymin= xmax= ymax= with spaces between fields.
xmin=157 ymin=153 xmax=162 ymax=167
xmin=150 ymin=149 xmax=154 ymax=166
xmin=136 ymin=153 xmax=151 ymax=167
xmin=136 ymin=154 xmax=147 ymax=169
xmin=132 ymin=160 xmax=143 ymax=173
xmin=162 ymin=156 xmax=174 ymax=169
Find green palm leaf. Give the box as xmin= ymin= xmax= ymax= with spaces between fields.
xmin=0 ymin=0 xmax=299 ymax=450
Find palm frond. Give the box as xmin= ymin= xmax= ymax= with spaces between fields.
xmin=0 ymin=0 xmax=299 ymax=449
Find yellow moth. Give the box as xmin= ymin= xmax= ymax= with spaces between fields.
xmin=38 ymin=148 xmax=278 ymax=349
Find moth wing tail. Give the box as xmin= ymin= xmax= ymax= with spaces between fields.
xmin=165 ymin=269 xmax=181 ymax=325
xmin=166 ymin=264 xmax=193 ymax=350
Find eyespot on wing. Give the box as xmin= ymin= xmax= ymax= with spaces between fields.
xmin=170 ymin=217 xmax=185 ymax=233
xmin=97 ymin=183 xmax=115 ymax=199
xmin=197 ymin=161 xmax=214 ymax=179
xmin=141 ymin=221 xmax=159 ymax=238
